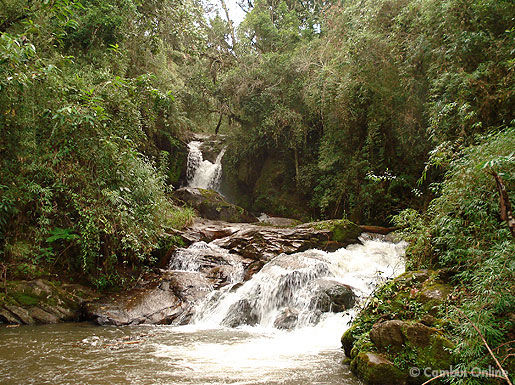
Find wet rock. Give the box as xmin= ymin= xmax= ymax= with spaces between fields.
xmin=341 ymin=324 xmax=359 ymax=358
xmin=213 ymin=224 xmax=360 ymax=262
xmin=85 ymin=286 xmax=182 ymax=326
xmin=311 ymin=279 xmax=355 ymax=313
xmin=173 ymin=187 xmax=258 ymax=223
xmin=4 ymin=305 xmax=34 ymax=325
xmin=165 ymin=271 xmax=213 ymax=302
xmin=0 ymin=279 xmax=98 ymax=325
xmin=0 ymin=307 xmax=22 ymax=324
xmin=273 ymin=308 xmax=299 ymax=330
xmin=86 ymin=271 xmax=214 ymax=326
xmin=170 ymin=241 xmax=249 ymax=278
xmin=222 ymin=299 xmax=259 ymax=327
xmin=29 ymin=307 xmax=59 ymax=324
xmin=350 ymin=352 xmax=408 ymax=385
xmin=243 ymin=260 xmax=266 ymax=281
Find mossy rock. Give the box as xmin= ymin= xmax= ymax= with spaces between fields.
xmin=350 ymin=352 xmax=408 ymax=385
xmin=11 ymin=292 xmax=40 ymax=306
xmin=173 ymin=187 xmax=258 ymax=223
xmin=0 ymin=279 xmax=98 ymax=325
xmin=342 ymin=324 xmax=359 ymax=357
xmin=303 ymin=219 xmax=362 ymax=243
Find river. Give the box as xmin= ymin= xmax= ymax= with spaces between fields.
xmin=0 ymin=235 xmax=405 ymax=385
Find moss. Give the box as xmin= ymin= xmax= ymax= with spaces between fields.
xmin=344 ymin=269 xmax=457 ymax=384
xmin=342 ymin=324 xmax=359 ymax=357
xmin=11 ymin=292 xmax=40 ymax=306
xmin=350 ymin=352 xmax=407 ymax=385
xmin=416 ymin=334 xmax=454 ymax=369
xmin=311 ymin=219 xmax=362 ymax=242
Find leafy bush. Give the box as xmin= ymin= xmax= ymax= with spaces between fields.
xmin=395 ymin=127 xmax=515 ymax=382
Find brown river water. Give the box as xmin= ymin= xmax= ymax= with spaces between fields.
xmin=0 ymin=322 xmax=361 ymax=385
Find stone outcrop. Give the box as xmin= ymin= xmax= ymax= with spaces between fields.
xmin=84 ymin=271 xmax=214 ymax=326
xmin=173 ymin=187 xmax=258 ymax=223
xmin=83 ymin=218 xmax=364 ymax=326
xmin=0 ymin=279 xmax=97 ymax=325
xmin=311 ymin=279 xmax=356 ymax=313
xmin=350 ymin=352 xmax=408 ymax=385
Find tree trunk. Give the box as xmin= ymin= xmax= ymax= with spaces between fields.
xmin=491 ymin=171 xmax=515 ymax=239
xmin=220 ymin=0 xmax=237 ymax=48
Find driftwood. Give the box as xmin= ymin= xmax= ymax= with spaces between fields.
xmin=359 ymin=225 xmax=400 ymax=235
xmin=491 ymin=171 xmax=515 ymax=239
xmin=0 ymin=263 xmax=6 ymax=294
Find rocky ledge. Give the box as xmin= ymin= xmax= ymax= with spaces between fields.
xmin=84 ymin=217 xmax=364 ymax=326
xmin=0 ymin=279 xmax=98 ymax=325
xmin=173 ymin=187 xmax=258 ymax=223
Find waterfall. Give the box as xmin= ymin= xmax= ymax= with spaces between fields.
xmin=171 ymin=235 xmax=406 ymax=331
xmin=186 ymin=140 xmax=226 ymax=191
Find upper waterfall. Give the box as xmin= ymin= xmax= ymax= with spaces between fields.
xmin=186 ymin=140 xmax=226 ymax=192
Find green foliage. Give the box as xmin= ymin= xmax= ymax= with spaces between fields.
xmin=0 ymin=0 xmax=202 ymax=287
xmin=394 ymin=127 xmax=515 ymax=383
xmin=214 ymin=0 xmax=515 ymax=225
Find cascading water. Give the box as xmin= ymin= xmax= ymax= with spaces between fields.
xmin=186 ymin=140 xmax=226 ymax=191
xmin=182 ymin=235 xmax=405 ymax=330
xmin=0 ymin=234 xmax=406 ymax=385
xmin=150 ymin=234 xmax=406 ymax=384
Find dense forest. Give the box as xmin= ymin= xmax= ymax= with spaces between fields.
xmin=1 ymin=0 xmax=514 ymax=383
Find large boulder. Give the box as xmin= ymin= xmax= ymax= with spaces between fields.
xmin=173 ymin=187 xmax=258 ymax=223
xmin=311 ymin=279 xmax=356 ymax=313
xmin=369 ymin=320 xmax=454 ymax=369
xmin=342 ymin=270 xmax=456 ymax=385
xmin=85 ymin=271 xmax=213 ymax=326
xmin=350 ymin=352 xmax=408 ymax=385
xmin=221 ymin=299 xmax=259 ymax=327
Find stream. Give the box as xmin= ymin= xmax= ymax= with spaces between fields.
xmin=0 ymin=237 xmax=405 ymax=385
xmin=0 ymin=137 xmax=406 ymax=384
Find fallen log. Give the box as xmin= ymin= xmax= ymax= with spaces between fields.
xmin=359 ymin=225 xmax=400 ymax=235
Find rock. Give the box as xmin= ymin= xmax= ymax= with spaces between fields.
xmin=222 ymin=299 xmax=259 ymax=327
xmin=165 ymin=271 xmax=213 ymax=302
xmin=85 ymin=271 xmax=214 ymax=326
xmin=369 ymin=320 xmax=454 ymax=369
xmin=0 ymin=279 xmax=98 ymax=325
xmin=0 ymin=308 xmax=22 ymax=324
xmin=243 ymin=260 xmax=266 ymax=281
xmin=417 ymin=283 xmax=450 ymax=303
xmin=369 ymin=320 xmax=407 ymax=352
xmin=273 ymin=307 xmax=299 ymax=330
xmin=297 ymin=219 xmax=363 ymax=245
xmin=213 ymin=223 xmax=361 ymax=262
xmin=198 ymin=136 xmax=226 ymax=163
xmin=311 ymin=279 xmax=355 ymax=313
xmin=5 ymin=305 xmax=34 ymax=325
xmin=258 ymin=214 xmax=300 ymax=227
xmin=173 ymin=187 xmax=258 ymax=223
xmin=85 ymin=286 xmax=182 ymax=326
xmin=370 ymin=320 xmax=439 ymax=352
xmin=28 ymin=307 xmax=59 ymax=324
xmin=350 ymin=352 xmax=408 ymax=385
xmin=341 ymin=324 xmax=359 ymax=358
